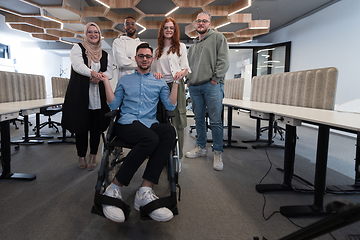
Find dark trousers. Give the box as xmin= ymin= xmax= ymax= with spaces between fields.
xmin=75 ymin=109 xmax=101 ymax=157
xmin=115 ymin=121 xmax=176 ymax=186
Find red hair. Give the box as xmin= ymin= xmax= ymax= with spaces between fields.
xmin=155 ymin=17 xmax=181 ymax=59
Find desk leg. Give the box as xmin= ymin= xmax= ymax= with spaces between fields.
xmin=0 ymin=120 xmax=36 ymax=181
xmin=354 ymin=132 xmax=360 ymax=186
xmin=327 ymin=131 xmax=360 ymax=191
xmin=280 ymin=125 xmax=329 ymax=217
xmin=27 ymin=113 xmax=54 ymax=139
xmin=223 ymin=106 xmax=247 ymax=149
xmin=11 ymin=115 xmax=44 ymax=145
xmin=256 ymin=124 xmax=296 ymax=193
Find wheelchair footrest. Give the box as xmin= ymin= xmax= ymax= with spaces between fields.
xmin=139 ymin=194 xmax=178 ymax=220
xmin=92 ymin=192 xmax=131 ymax=221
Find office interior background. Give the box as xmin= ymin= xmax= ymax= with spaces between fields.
xmin=0 ymin=0 xmax=358 ymax=112
xmin=1 ymin=0 xmax=360 ymax=239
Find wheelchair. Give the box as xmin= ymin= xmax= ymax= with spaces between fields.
xmin=91 ymin=104 xmax=181 ymax=221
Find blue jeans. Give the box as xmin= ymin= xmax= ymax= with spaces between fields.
xmin=189 ymin=81 xmax=224 ymax=152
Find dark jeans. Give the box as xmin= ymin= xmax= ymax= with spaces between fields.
xmin=75 ymin=109 xmax=101 ymax=157
xmin=114 ymin=121 xmax=176 ymax=186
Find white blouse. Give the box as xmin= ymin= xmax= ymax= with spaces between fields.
xmin=70 ymin=44 xmax=113 ymax=110
xmin=152 ymin=42 xmax=191 ymax=83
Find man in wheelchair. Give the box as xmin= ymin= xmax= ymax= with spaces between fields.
xmin=96 ymin=42 xmax=183 ymax=223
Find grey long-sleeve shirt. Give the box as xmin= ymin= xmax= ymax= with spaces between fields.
xmin=186 ymin=29 xmax=229 ymax=86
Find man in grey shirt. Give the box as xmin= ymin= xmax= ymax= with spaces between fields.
xmin=185 ymin=11 xmax=230 ymax=171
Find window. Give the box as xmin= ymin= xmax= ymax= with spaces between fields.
xmin=252 ymin=42 xmax=291 ymax=76
xmin=0 ymin=43 xmax=10 ymax=59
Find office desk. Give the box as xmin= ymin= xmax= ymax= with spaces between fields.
xmin=0 ymin=106 xmax=36 ymax=180
xmin=0 ymin=98 xmax=64 ymax=181
xmin=1 ymin=98 xmax=65 ymax=144
xmin=222 ymin=98 xmax=360 ymax=217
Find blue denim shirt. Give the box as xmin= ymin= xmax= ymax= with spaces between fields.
xmin=108 ymin=69 xmax=176 ymax=128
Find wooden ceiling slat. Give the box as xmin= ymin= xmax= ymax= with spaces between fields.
xmin=3 ymin=0 xmax=270 ymax=43
xmin=32 ymin=33 xmax=59 ymax=41
xmin=46 ymin=29 xmax=76 ymax=38
xmin=9 ymin=24 xmax=44 ymax=33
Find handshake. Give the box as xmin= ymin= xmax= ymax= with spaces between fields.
xmin=90 ymin=70 xmax=107 ymax=84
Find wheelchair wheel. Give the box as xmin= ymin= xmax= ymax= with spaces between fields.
xmin=97 ymin=146 xmax=124 ymax=194
xmin=104 ymin=146 xmax=124 ymax=186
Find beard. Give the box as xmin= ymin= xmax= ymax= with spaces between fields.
xmin=126 ymin=30 xmax=136 ymax=37
xmin=196 ymin=28 xmax=208 ymax=35
xmin=138 ymin=64 xmax=150 ymax=71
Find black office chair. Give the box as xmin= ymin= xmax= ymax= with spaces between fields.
xmin=10 ymin=115 xmax=32 ymax=130
xmin=91 ymin=104 xmax=181 ymax=221
xmin=33 ymin=105 xmax=62 ymax=134
xmin=259 ymin=120 xmax=286 ymax=141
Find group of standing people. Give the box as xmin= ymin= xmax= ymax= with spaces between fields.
xmin=61 ymin=11 xmax=229 ymax=223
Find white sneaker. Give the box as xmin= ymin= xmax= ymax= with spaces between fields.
xmin=213 ymin=150 xmax=223 ymax=171
xmin=134 ymin=187 xmax=173 ymax=222
xmin=185 ymin=145 xmax=207 ymax=158
xmin=102 ymin=185 xmax=125 ymax=223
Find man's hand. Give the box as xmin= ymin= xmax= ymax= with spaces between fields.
xmin=91 ymin=70 xmax=109 ymax=83
xmin=153 ymin=72 xmax=163 ymax=80
xmin=210 ymin=80 xmax=218 ymax=85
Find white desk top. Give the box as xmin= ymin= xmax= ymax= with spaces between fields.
xmin=0 ymin=98 xmax=64 ymax=122
xmin=223 ymin=98 xmax=360 ymax=132
xmin=0 ymin=98 xmax=64 ymax=111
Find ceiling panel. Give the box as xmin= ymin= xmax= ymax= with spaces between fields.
xmin=0 ymin=0 xmax=340 ymax=47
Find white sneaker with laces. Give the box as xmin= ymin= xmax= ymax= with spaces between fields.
xmin=102 ymin=185 xmax=125 ymax=223
xmin=134 ymin=187 xmax=173 ymax=222
xmin=213 ymin=150 xmax=223 ymax=171
xmin=185 ymin=145 xmax=207 ymax=158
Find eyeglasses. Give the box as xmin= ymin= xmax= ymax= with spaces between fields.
xmin=87 ymin=30 xmax=99 ymax=34
xmin=137 ymin=54 xmax=153 ymax=59
xmin=195 ymin=19 xmax=210 ymax=24
xmin=125 ymin=22 xmax=136 ymax=26
xmin=163 ymin=26 xmax=175 ymax=31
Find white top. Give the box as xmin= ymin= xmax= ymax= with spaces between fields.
xmin=223 ymin=98 xmax=360 ymax=132
xmin=152 ymin=43 xmax=191 ymax=83
xmin=112 ymin=35 xmax=142 ymax=81
xmin=70 ymin=44 xmax=113 ymax=110
xmin=154 ymin=46 xmax=172 ymax=83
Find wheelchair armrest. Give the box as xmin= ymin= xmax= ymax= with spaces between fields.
xmin=166 ymin=110 xmax=175 ymax=118
xmin=105 ymin=109 xmax=120 ymax=119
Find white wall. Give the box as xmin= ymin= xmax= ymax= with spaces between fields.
xmin=0 ymin=15 xmax=64 ymax=98
xmin=256 ymin=0 xmax=360 ymax=111
xmin=227 ymin=49 xmax=253 ymax=100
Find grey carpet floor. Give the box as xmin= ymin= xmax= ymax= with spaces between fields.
xmin=1 ymin=110 xmax=360 ymax=240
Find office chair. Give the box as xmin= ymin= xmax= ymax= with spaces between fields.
xmin=32 ymin=105 xmax=62 ymax=134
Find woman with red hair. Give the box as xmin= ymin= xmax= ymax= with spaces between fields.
xmin=152 ymin=17 xmax=190 ymax=162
